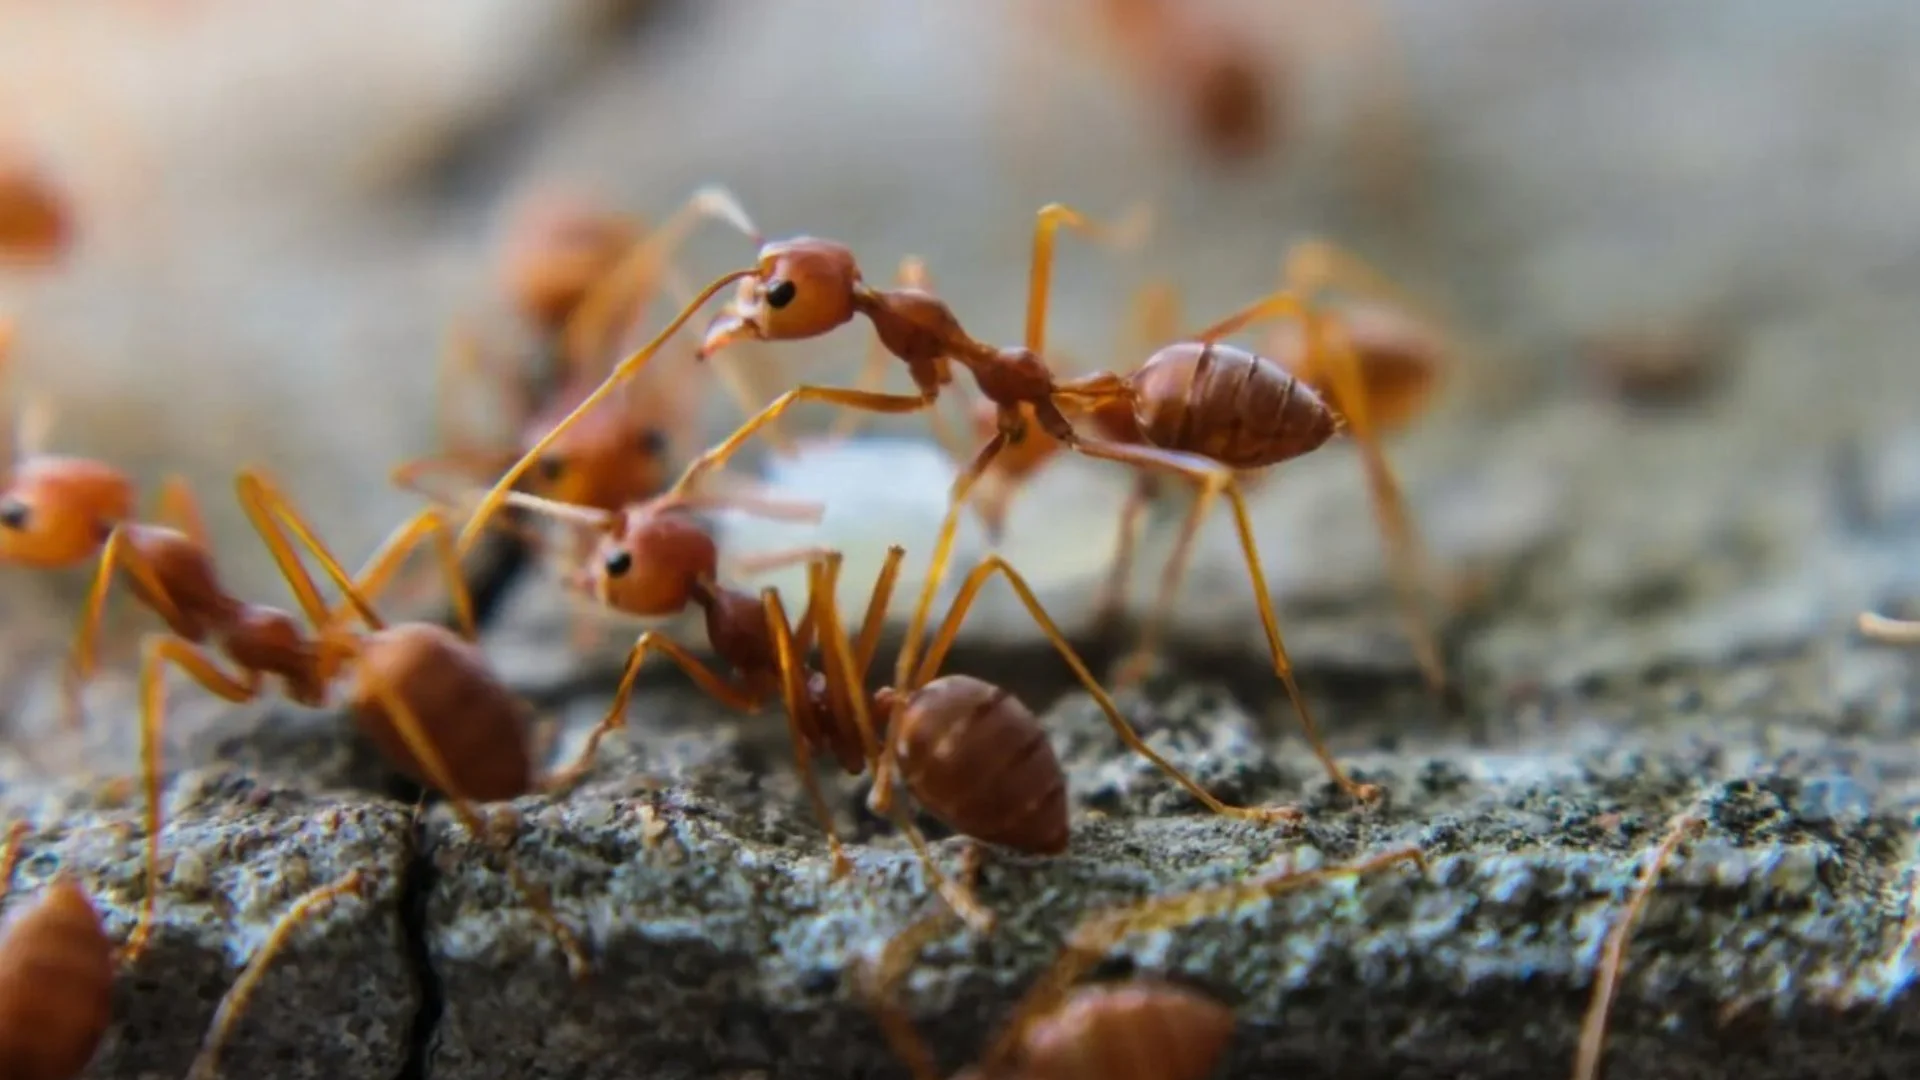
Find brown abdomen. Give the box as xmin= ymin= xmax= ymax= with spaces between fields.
xmin=890 ymin=675 xmax=1067 ymax=855
xmin=350 ymin=624 xmax=534 ymax=802
xmin=1016 ymin=982 xmax=1235 ymax=1080
xmin=1128 ymin=341 xmax=1338 ymax=468
xmin=0 ymin=877 xmax=114 ymax=1080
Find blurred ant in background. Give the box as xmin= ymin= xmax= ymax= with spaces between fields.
xmin=396 ymin=184 xmax=781 ymax=634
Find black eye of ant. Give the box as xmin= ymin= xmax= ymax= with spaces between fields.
xmin=537 ymin=456 xmax=565 ymax=483
xmin=765 ymin=279 xmax=797 ymax=310
xmin=0 ymin=499 xmax=28 ymax=531
xmin=603 ymin=550 xmax=633 ymax=578
xmin=637 ymin=428 xmax=669 ymax=457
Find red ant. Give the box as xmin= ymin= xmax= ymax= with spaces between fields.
xmin=0 ymin=819 xmax=371 ymax=1080
xmin=61 ymin=470 xmax=587 ymax=975
xmin=460 ymin=202 xmax=1435 ymax=808
xmin=502 ymin=480 xmax=1299 ymax=928
xmin=859 ymin=843 xmax=1425 ymax=1080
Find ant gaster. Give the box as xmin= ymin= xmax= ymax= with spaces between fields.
xmin=64 ymin=471 xmax=587 ymax=976
xmin=860 ymin=844 xmax=1425 ymax=1080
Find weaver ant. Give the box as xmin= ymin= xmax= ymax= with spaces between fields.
xmin=461 ymin=202 xmax=1434 ymax=808
xmin=860 ymin=843 xmax=1424 ymax=1080
xmin=504 ymin=473 xmax=1296 ymax=924
xmin=0 ymin=820 xmax=371 ymax=1080
xmin=63 ymin=470 xmax=587 ymax=976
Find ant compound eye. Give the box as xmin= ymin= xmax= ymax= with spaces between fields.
xmin=603 ymin=549 xmax=633 ymax=578
xmin=537 ymin=456 xmax=566 ymax=483
xmin=0 ymin=498 xmax=28 ymax=531
xmin=637 ymin=428 xmax=669 ymax=457
xmin=765 ymin=279 xmax=798 ymax=310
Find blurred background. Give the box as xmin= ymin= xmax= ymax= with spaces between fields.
xmin=3 ymin=0 xmax=1919 ymax=770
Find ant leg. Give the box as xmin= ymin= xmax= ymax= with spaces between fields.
xmin=1069 ymin=436 xmax=1381 ymax=806
xmin=1316 ymin=315 xmax=1446 ymax=697
xmin=763 ymin=587 xmax=851 ymax=878
xmin=1023 ymin=201 xmax=1154 ymax=355
xmin=560 ymin=186 xmax=760 ymax=373
xmin=1575 ymin=812 xmax=1705 ymax=1080
xmin=916 ymin=554 xmax=1301 ymax=825
xmin=232 ymin=471 xmax=361 ymax=630
xmin=855 ymin=904 xmax=959 ymax=1080
xmin=546 ymin=631 xmax=762 ymax=792
xmin=185 ymin=869 xmax=368 ymax=1080
xmin=668 ymin=385 xmax=935 ymax=498
xmin=1282 ymin=240 xmax=1426 ymax=314
xmin=814 ymin=558 xmax=994 ymax=933
xmin=312 ymin=506 xmax=477 ymax=640
xmin=853 ymin=545 xmax=908 ymax=680
xmin=1089 ymin=476 xmax=1153 ymax=626
xmin=67 ymin=525 xmax=194 ymax=730
xmin=987 ymin=845 xmax=1426 ymax=1067
xmin=355 ymin=663 xmax=590 ymax=980
xmin=1860 ymin=612 xmax=1920 ymax=645
xmin=460 ymin=267 xmax=760 ymax=558
xmin=153 ymin=475 xmax=208 ymax=549
xmin=126 ymin=636 xmax=264 ymax=962
xmin=829 ymin=257 xmax=933 ymax=442
xmin=893 ymin=432 xmax=1009 ymax=698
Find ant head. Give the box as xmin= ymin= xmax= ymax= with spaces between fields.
xmin=499 ymin=194 xmax=636 ymax=333
xmin=520 ymin=397 xmax=675 ymax=513
xmin=586 ymin=502 xmax=720 ymax=618
xmin=700 ymin=238 xmax=860 ymax=356
xmin=0 ymin=457 xmax=135 ymax=569
xmin=0 ymin=153 xmax=72 ymax=266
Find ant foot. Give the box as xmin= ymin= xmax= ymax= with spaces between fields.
xmin=828 ymin=851 xmax=852 ymax=881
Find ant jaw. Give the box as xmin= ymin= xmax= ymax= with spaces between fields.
xmin=696 ymin=308 xmax=764 ymax=360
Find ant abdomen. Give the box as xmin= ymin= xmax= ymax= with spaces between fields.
xmin=1131 ymin=341 xmax=1339 ymax=468
xmin=1014 ymin=981 xmax=1236 ymax=1080
xmin=350 ymin=624 xmax=534 ymax=802
xmin=0 ymin=875 xmax=113 ymax=1080
xmin=883 ymin=675 xmax=1069 ymax=855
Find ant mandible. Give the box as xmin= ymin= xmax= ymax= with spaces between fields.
xmin=859 ymin=843 xmax=1425 ymax=1080
xmin=62 ymin=470 xmax=588 ymax=976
